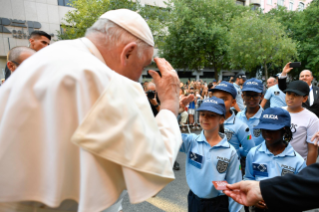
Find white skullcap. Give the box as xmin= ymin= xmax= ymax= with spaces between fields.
xmin=100 ymin=9 xmax=154 ymax=47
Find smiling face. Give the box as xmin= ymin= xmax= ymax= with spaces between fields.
xmin=261 ymin=128 xmax=284 ymax=144
xmin=299 ymin=70 xmax=313 ymax=86
xmin=199 ymin=111 xmax=224 ymax=132
xmin=242 ymin=91 xmax=262 ymax=109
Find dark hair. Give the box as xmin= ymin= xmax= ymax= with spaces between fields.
xmin=283 ymin=127 xmax=293 ymax=143
xmin=208 ymin=83 xmax=213 ymax=89
xmin=219 ymin=124 xmax=224 ymax=133
xmin=30 ymin=31 xmax=51 ymax=40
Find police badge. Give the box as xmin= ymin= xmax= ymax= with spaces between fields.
xmin=274 ymin=91 xmax=280 ymax=95
xmin=253 ymin=128 xmax=261 ymax=137
xmin=224 ymin=129 xmax=233 ymax=141
xmin=281 ymin=168 xmax=294 ymax=176
xmin=217 ymin=160 xmax=229 ymax=173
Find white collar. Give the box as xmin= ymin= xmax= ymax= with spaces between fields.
xmin=80 ymin=37 xmax=106 ymax=64
xmin=309 ymin=84 xmax=313 ymax=89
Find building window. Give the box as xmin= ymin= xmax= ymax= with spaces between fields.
xmin=58 ymin=0 xmax=73 ymax=7
xmin=277 ymin=0 xmax=284 ymax=6
xmin=236 ymin=1 xmax=245 ymax=5
xmin=298 ymin=2 xmax=304 ymax=10
xmin=251 ymin=4 xmax=260 ymax=10
xmin=267 ymin=0 xmax=272 ymax=5
xmin=289 ymin=1 xmax=294 ymax=10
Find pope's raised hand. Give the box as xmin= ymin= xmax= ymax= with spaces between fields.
xmin=149 ymin=58 xmax=180 ymax=116
xmin=223 ymin=181 xmax=263 ymax=206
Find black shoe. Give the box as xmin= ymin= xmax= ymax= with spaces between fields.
xmin=173 ymin=162 xmax=180 ymax=170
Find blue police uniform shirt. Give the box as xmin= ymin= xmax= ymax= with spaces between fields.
xmin=224 ymin=111 xmax=255 ymax=158
xmin=264 ymin=84 xmax=286 ymax=108
xmin=181 ymin=132 xmax=242 ymax=212
xmin=236 ymin=106 xmax=264 ymax=146
xmin=244 ymin=141 xmax=306 ymax=181
xmin=233 ymin=83 xmax=245 ymax=111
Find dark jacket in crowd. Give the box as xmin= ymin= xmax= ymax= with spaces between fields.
xmin=261 ymin=163 xmax=319 ymax=212
xmin=278 ymin=77 xmax=319 ymax=117
xmin=5 ymin=64 xmax=11 ymax=80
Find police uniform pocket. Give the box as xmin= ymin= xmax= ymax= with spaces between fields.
xmin=189 ymin=151 xmax=203 ymax=169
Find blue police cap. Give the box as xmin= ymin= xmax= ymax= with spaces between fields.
xmin=254 ymin=107 xmax=291 ymax=131
xmin=212 ymin=81 xmax=237 ymax=99
xmin=196 ymin=96 xmax=226 ymax=117
xmin=242 ymin=78 xmax=263 ymax=93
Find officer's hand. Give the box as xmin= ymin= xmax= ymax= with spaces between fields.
xmin=224 ymin=181 xmax=263 ymax=206
xmin=311 ymin=131 xmax=319 ymax=147
xmin=149 ymin=58 xmax=180 ymax=116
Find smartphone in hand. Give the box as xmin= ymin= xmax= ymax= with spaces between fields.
xmin=290 ymin=62 xmax=301 ymax=68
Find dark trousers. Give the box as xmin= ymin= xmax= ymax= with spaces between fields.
xmin=188 ymin=190 xmax=229 ymax=212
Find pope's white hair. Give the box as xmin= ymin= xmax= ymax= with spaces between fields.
xmin=85 ymin=19 xmax=151 ymax=58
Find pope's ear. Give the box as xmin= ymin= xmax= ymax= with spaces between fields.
xmin=120 ymin=42 xmax=137 ymax=65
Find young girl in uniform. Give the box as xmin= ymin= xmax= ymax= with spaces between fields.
xmin=245 ymin=107 xmax=306 ymax=212
xmin=180 ymin=96 xmax=242 ymax=212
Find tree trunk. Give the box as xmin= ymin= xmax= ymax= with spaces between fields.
xmin=264 ymin=62 xmax=268 ymax=80
xmin=214 ymin=66 xmax=219 ymax=81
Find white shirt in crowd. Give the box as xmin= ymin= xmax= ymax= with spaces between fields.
xmin=282 ymin=106 xmax=319 ymax=160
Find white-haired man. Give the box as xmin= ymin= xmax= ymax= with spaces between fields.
xmin=0 ymin=9 xmax=193 ymax=212
xmin=6 ymin=46 xmax=35 ymax=74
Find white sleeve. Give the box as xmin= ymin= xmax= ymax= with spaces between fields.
xmin=279 ymin=74 xmax=287 ymax=79
xmin=155 ymin=109 xmax=183 ymax=166
xmin=306 ymin=114 xmax=319 ymax=144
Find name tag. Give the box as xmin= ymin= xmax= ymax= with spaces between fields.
xmin=253 ymin=163 xmax=268 ymax=177
xmin=189 ymin=152 xmax=203 ymax=169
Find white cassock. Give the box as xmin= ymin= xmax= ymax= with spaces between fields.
xmin=0 ymin=37 xmax=182 ymax=212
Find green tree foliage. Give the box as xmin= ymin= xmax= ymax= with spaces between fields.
xmin=160 ymin=0 xmax=250 ymax=79
xmin=229 ymin=13 xmax=298 ymax=79
xmin=266 ymin=2 xmax=319 ymax=79
xmin=58 ymin=0 xmax=169 ymax=43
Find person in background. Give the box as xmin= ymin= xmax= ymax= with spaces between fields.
xmin=179 ymin=87 xmax=188 ymax=132
xmin=181 ymin=97 xmax=242 ymax=212
xmin=6 ymin=47 xmax=35 ymax=75
xmin=145 ymin=82 xmax=160 ymax=116
xmin=279 ymin=63 xmax=319 ymax=118
xmin=260 ymin=77 xmax=286 ymax=109
xmin=188 ymin=87 xmax=196 ymax=129
xmin=233 ymin=73 xmax=246 ymax=112
xmin=281 ymin=81 xmax=319 ymax=165
xmin=237 ymin=78 xmax=264 ymax=147
xmin=4 ymin=31 xmax=51 ymax=80
xmin=244 ymin=108 xmax=306 ymax=212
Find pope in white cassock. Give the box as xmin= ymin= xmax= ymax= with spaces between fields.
xmin=0 ymin=9 xmax=191 ymax=212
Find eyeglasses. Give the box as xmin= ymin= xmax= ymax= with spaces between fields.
xmin=11 ymin=61 xmax=20 ymax=66
xmin=243 ymin=94 xmax=261 ymax=99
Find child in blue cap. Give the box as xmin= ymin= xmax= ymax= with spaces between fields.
xmin=245 ymin=107 xmax=306 ymax=212
xmin=180 ymin=96 xmax=242 ymax=212
xmin=236 ymin=78 xmax=264 ymax=146
xmin=212 ymin=81 xmax=254 ymax=176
